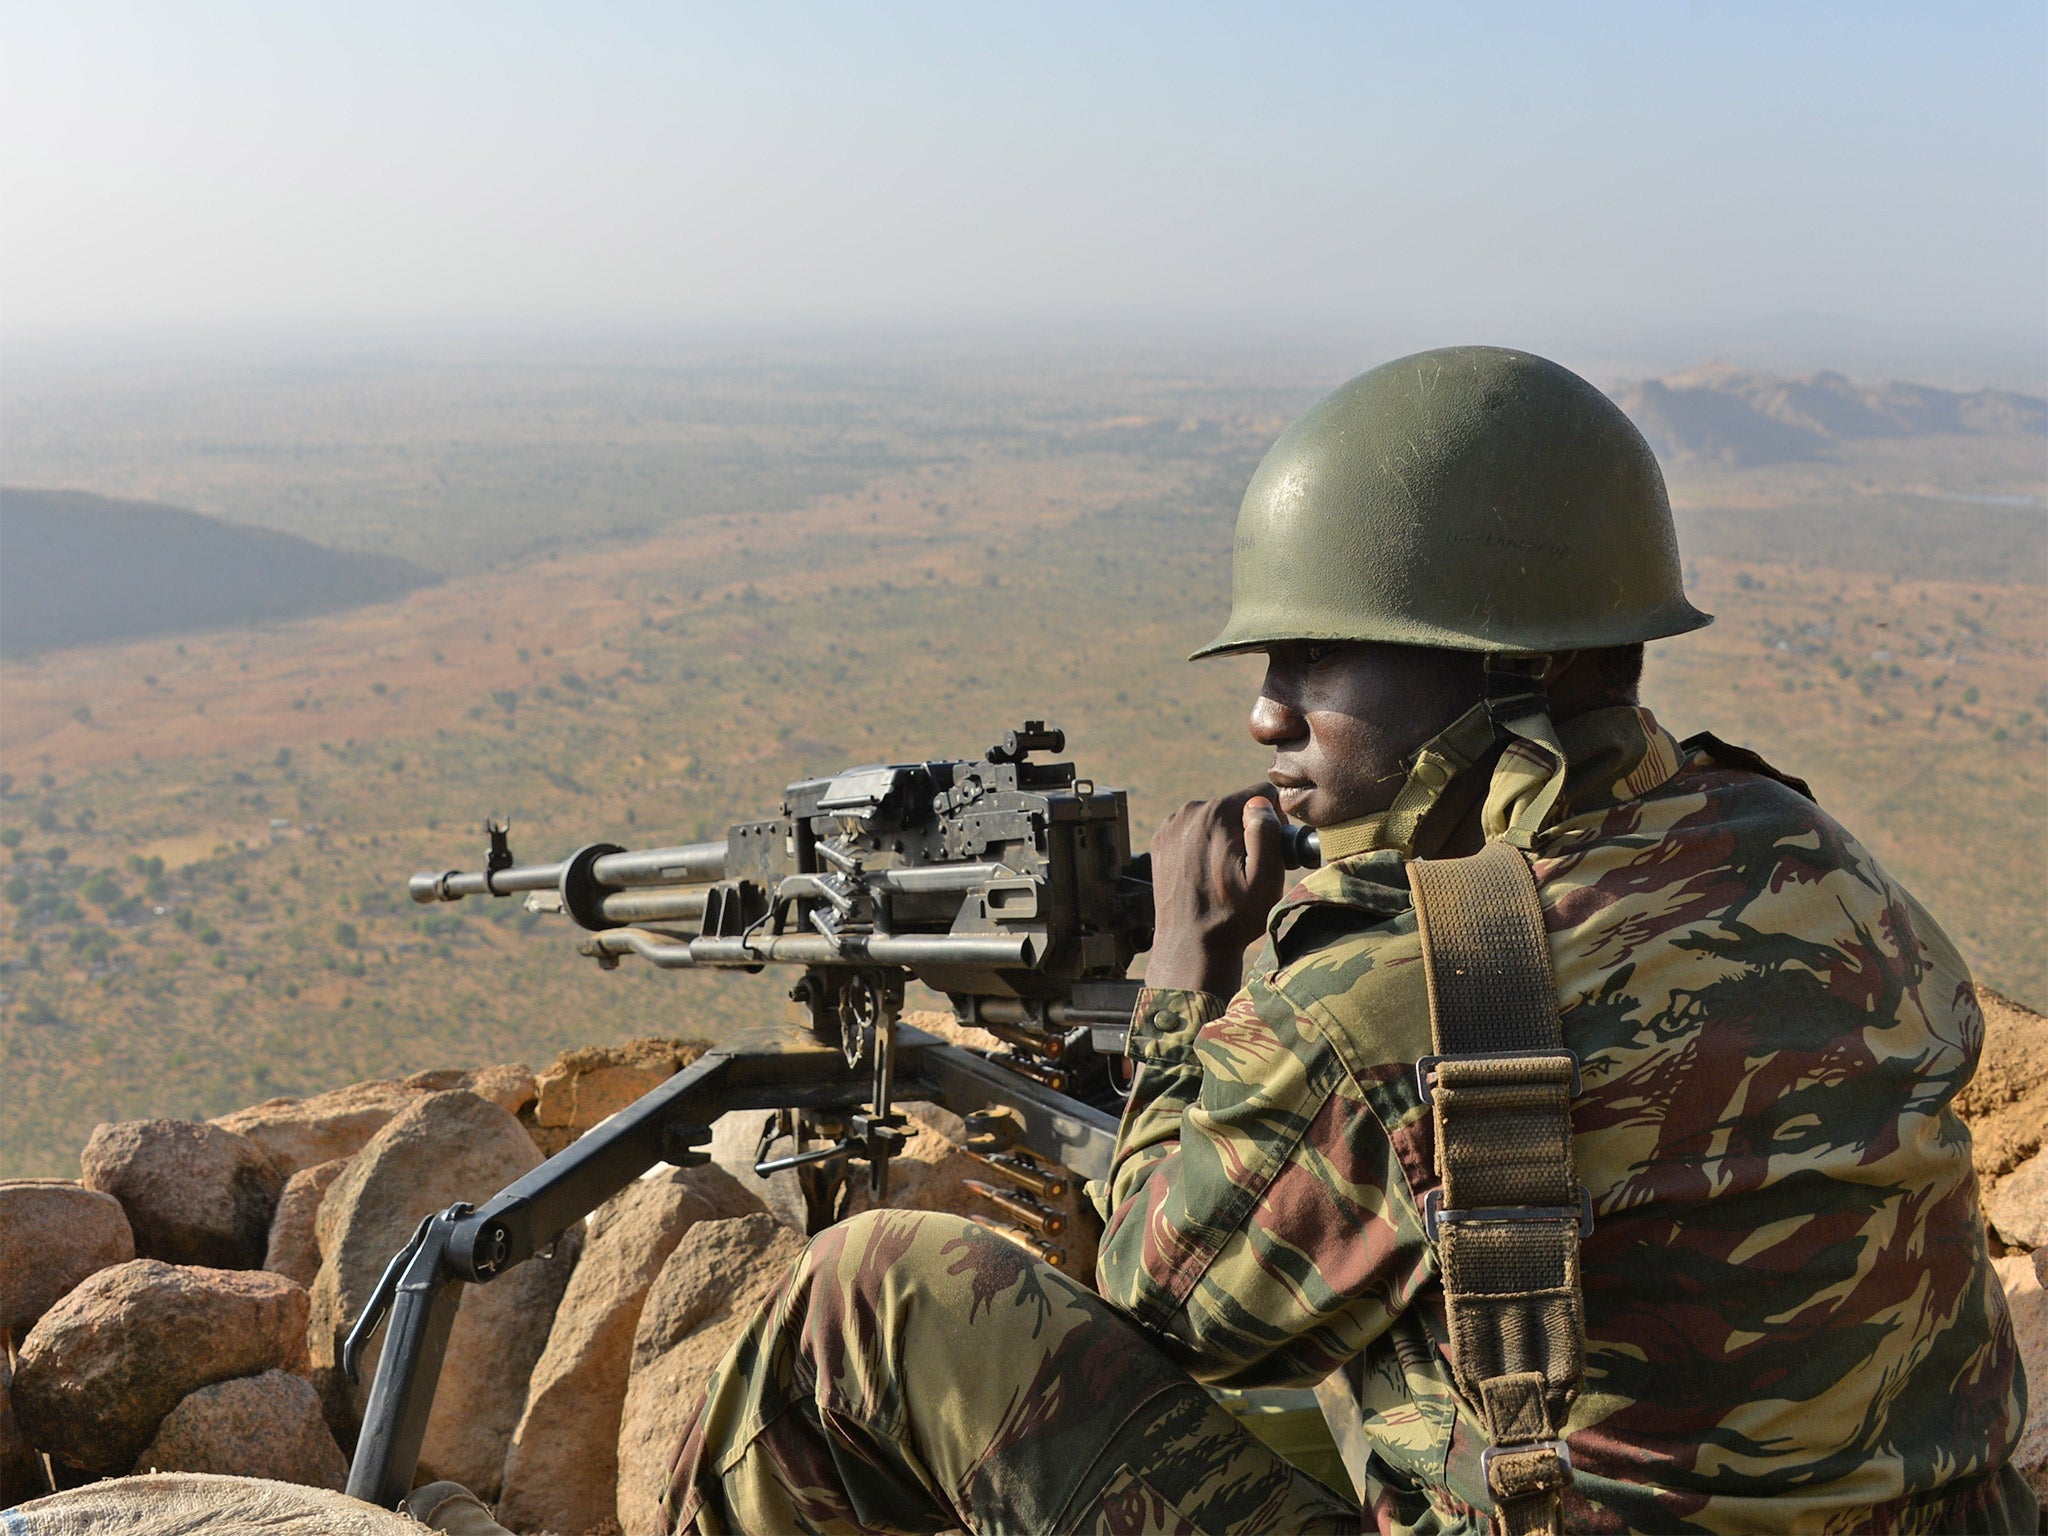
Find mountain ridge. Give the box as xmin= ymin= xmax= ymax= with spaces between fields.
xmin=1613 ymin=363 xmax=2046 ymax=467
xmin=0 ymin=487 xmax=436 ymax=656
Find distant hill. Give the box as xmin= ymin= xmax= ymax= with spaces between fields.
xmin=0 ymin=487 xmax=436 ymax=655
xmin=1613 ymin=363 xmax=2047 ymax=467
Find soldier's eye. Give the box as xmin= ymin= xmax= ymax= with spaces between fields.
xmin=1303 ymin=643 xmax=1337 ymax=665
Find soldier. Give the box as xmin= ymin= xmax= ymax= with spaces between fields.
xmin=667 ymin=348 xmax=2035 ymax=1534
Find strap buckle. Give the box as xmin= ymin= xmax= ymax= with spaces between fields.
xmin=1423 ymin=1185 xmax=1595 ymax=1241
xmin=1480 ymin=1437 xmax=1574 ymax=1497
xmin=1482 ymin=653 xmax=1552 ymax=727
xmin=1415 ymin=1049 xmax=1580 ymax=1105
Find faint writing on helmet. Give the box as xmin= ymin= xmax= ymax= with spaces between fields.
xmin=1483 ymin=531 xmax=1572 ymax=560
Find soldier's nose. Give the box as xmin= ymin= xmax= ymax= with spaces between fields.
xmin=1249 ymin=693 xmax=1306 ymax=748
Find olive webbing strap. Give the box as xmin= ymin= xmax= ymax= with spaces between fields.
xmin=1408 ymin=840 xmax=1585 ymax=1536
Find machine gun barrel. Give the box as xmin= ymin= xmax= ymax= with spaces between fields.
xmin=582 ymin=929 xmax=1038 ymax=970
xmin=409 ymin=839 xmax=729 ymax=905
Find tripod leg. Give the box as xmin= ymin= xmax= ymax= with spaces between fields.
xmin=345 ymin=1210 xmax=466 ymax=1507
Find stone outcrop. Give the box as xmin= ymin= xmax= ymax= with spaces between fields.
xmin=306 ymin=1089 xmax=569 ymax=1499
xmin=80 ymin=1121 xmax=282 ymax=1270
xmin=616 ymin=1213 xmax=804 ymax=1534
xmin=1994 ymin=1249 xmax=2047 ymax=1502
xmin=11 ymin=1260 xmax=310 ymax=1476
xmin=213 ymin=1064 xmax=536 ymax=1179
xmin=495 ymin=1163 xmax=759 ymax=1536
xmin=526 ymin=1037 xmax=707 ymax=1156
xmin=132 ymin=1370 xmax=347 ymax=1489
xmin=262 ymin=1157 xmax=351 ymax=1289
xmin=0 ymin=1180 xmax=135 ymax=1339
xmin=5 ymin=1472 xmax=425 ymax=1533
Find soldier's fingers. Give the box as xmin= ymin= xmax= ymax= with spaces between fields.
xmin=1241 ymin=796 xmax=1286 ymax=897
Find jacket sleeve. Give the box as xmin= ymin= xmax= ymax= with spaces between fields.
xmin=1091 ymin=961 xmax=1438 ymax=1389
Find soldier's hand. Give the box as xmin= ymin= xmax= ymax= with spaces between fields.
xmin=1145 ymin=785 xmax=1288 ymax=998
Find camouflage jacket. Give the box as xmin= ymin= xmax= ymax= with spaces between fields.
xmin=1094 ymin=706 xmax=2033 ymax=1534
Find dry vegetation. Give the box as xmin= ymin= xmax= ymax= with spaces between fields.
xmin=0 ymin=356 xmax=2041 ymax=1174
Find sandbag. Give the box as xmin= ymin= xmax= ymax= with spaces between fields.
xmin=0 ymin=1471 xmax=417 ymax=1534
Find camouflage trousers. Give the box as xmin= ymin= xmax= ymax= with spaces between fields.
xmin=665 ymin=1210 xmax=1358 ymax=1535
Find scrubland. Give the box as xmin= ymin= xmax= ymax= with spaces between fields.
xmin=1 ymin=356 xmax=2041 ymax=1174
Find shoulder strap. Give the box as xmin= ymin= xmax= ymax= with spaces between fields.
xmin=1407 ymin=840 xmax=1585 ymax=1536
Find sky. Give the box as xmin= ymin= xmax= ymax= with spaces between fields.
xmin=2 ymin=2 xmax=2045 ymax=378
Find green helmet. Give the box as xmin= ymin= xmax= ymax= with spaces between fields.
xmin=1194 ymin=346 xmax=1711 ymax=658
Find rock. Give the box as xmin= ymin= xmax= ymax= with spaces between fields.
xmin=215 ymin=1067 xmax=540 ymax=1178
xmin=1986 ymin=1147 xmax=2048 ymax=1251
xmin=900 ymin=1006 xmax=1004 ymax=1052
xmin=416 ymin=1063 xmax=537 ymax=1120
xmin=307 ymin=1090 xmax=573 ymax=1499
xmin=706 ymin=1112 xmax=809 ymax=1233
xmin=526 ymin=1037 xmax=709 ymax=1155
xmin=3 ymin=1348 xmax=49 ymax=1509
xmin=213 ymin=1081 xmax=420 ymax=1180
xmin=496 ymin=1163 xmax=760 ymax=1536
xmin=426 ymin=1224 xmax=582 ymax=1504
xmin=1995 ymin=1250 xmax=2047 ymax=1503
xmin=11 ymin=1260 xmax=309 ymax=1476
xmin=0 ymin=1180 xmax=135 ymax=1338
xmin=80 ymin=1121 xmax=283 ymax=1270
xmin=1956 ymin=989 xmax=2048 ymax=1205
xmin=262 ymin=1158 xmax=351 ymax=1289
xmin=132 ymin=1370 xmax=347 ymax=1488
xmin=4 ymin=1471 xmax=422 ymax=1533
xmin=616 ymin=1213 xmax=804 ymax=1534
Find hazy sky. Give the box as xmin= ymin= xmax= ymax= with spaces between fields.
xmin=3 ymin=2 xmax=2044 ymax=373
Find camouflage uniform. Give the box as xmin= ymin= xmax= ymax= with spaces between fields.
xmin=669 ymin=707 xmax=2036 ymax=1535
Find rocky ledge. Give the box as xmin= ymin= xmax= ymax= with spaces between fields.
xmin=2 ymin=997 xmax=2044 ymax=1529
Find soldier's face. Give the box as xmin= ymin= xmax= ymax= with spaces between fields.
xmin=1250 ymin=642 xmax=1481 ymax=827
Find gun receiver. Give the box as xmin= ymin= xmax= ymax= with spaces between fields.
xmin=349 ymin=724 xmax=1320 ymax=1505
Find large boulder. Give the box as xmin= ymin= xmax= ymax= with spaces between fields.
xmin=3 ymin=1472 xmax=422 ymax=1534
xmin=527 ymin=1037 xmax=707 ymax=1156
xmin=262 ymin=1158 xmax=351 ymax=1289
xmin=132 ymin=1370 xmax=347 ymax=1488
xmin=11 ymin=1260 xmax=309 ymax=1476
xmin=214 ymin=1083 xmax=416 ymax=1182
xmin=80 ymin=1121 xmax=283 ymax=1270
xmin=0 ymin=1180 xmax=135 ymax=1338
xmin=1996 ymin=1249 xmax=2047 ymax=1504
xmin=616 ymin=1213 xmax=804 ymax=1534
xmin=212 ymin=1065 xmax=536 ymax=1180
xmin=307 ymin=1090 xmax=573 ymax=1499
xmin=496 ymin=1163 xmax=760 ymax=1535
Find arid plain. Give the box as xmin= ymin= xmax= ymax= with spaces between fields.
xmin=2 ymin=352 xmax=2042 ymax=1174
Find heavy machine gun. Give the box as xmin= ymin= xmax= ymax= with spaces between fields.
xmin=344 ymin=723 xmax=1318 ymax=1506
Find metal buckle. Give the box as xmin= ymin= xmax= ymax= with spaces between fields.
xmin=1480 ymin=1437 xmax=1573 ymax=1490
xmin=1415 ymin=1049 xmax=1581 ymax=1106
xmin=1423 ymin=1185 xmax=1595 ymax=1241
